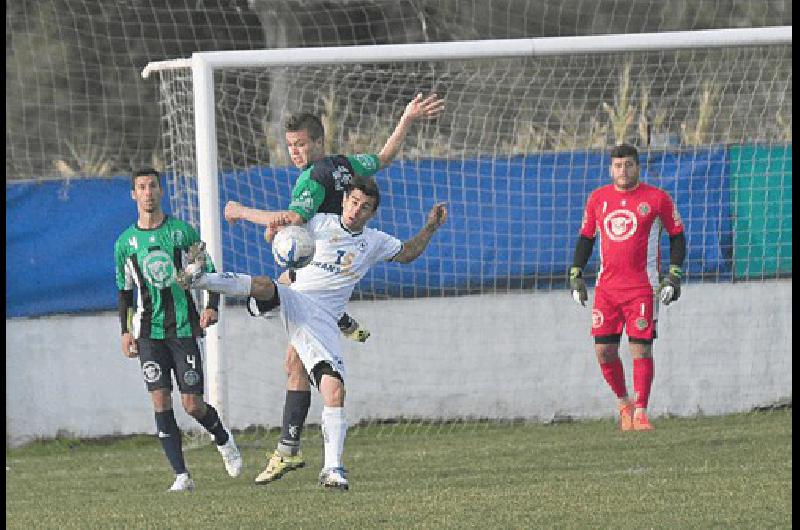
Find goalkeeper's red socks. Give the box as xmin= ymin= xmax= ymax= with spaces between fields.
xmin=633 ymin=357 xmax=654 ymax=410
xmin=600 ymin=358 xmax=628 ymax=399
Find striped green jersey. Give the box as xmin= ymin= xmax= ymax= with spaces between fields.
xmin=114 ymin=216 xmax=216 ymax=339
xmin=288 ymin=154 xmax=381 ymax=220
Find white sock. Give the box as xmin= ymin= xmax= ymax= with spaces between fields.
xmin=193 ymin=272 xmax=252 ymax=297
xmin=321 ymin=406 xmax=347 ymax=470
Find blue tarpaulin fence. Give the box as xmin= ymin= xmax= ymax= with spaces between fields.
xmin=7 ymin=148 xmax=735 ymax=318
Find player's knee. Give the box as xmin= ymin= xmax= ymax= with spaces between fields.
xmin=286 ymin=367 xmax=310 ymax=389
xmin=181 ymin=394 xmax=206 ymax=418
xmin=149 ymin=389 xmax=172 ymax=410
xmin=322 ymin=381 xmax=345 ymax=407
xmin=311 ymin=362 xmax=345 ymax=404
xmin=629 ymin=339 xmax=653 ymax=359
xmin=594 ymin=336 xmax=621 ymax=363
xmin=246 ymin=283 xmax=280 ymax=317
xmin=251 ymin=276 xmax=277 ymax=300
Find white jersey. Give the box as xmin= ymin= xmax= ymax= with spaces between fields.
xmin=276 ymin=213 xmax=402 ymax=382
xmin=291 ymin=213 xmax=403 ymax=319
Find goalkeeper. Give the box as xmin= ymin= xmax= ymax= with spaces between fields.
xmin=568 ymin=144 xmax=685 ymax=432
xmin=222 ymin=93 xmax=444 ymax=484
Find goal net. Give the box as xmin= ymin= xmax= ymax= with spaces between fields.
xmin=145 ymin=27 xmax=791 ymax=436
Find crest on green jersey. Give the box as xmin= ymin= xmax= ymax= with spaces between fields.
xmin=142 ymin=250 xmax=176 ymax=288
xmin=172 ymin=229 xmax=185 ymax=246
xmin=354 ymin=154 xmax=377 ymax=171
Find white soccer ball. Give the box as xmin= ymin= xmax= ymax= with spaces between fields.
xmin=270 ymin=225 xmax=315 ymax=269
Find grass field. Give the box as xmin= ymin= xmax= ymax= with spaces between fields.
xmin=6 ymin=409 xmax=791 ymax=529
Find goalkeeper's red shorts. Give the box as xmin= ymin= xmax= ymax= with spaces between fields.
xmin=591 ymin=286 xmax=656 ymax=341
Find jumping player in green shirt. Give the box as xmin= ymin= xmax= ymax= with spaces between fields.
xmin=223 ymin=93 xmax=445 ymax=485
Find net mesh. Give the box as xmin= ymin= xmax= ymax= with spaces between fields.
xmin=151 ymin=40 xmax=791 ymax=434
xmin=6 ymin=0 xmax=792 ymax=180
xmin=157 ymin=45 xmax=792 ymax=292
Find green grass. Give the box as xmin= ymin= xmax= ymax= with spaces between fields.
xmin=6 ymin=410 xmax=791 ymax=529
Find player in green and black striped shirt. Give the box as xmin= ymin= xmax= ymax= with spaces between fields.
xmin=223 ymin=94 xmax=445 ymax=485
xmin=114 ymin=168 xmax=242 ymax=492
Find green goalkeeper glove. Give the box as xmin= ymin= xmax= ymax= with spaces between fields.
xmin=569 ymin=267 xmax=588 ymax=307
xmin=338 ymin=313 xmax=371 ymax=343
xmin=658 ymin=265 xmax=682 ymax=305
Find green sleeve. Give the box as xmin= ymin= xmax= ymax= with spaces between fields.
xmin=288 ymin=173 xmax=326 ymax=221
xmin=114 ymin=237 xmax=128 ymax=290
xmin=347 ymin=154 xmax=381 ymax=176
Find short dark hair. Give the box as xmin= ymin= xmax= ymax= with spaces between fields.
xmin=346 ymin=174 xmax=381 ymax=210
xmin=609 ymin=143 xmax=640 ymax=165
xmin=131 ymin=168 xmax=162 ymax=190
xmin=285 ymin=113 xmax=325 ymax=141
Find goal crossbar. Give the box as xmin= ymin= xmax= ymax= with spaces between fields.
xmin=143 ymin=26 xmax=791 ymax=78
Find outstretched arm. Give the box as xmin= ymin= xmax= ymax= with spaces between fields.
xmin=392 ymin=202 xmax=447 ymax=264
xmin=378 ymin=93 xmax=445 ymax=169
xmin=224 ymin=200 xmax=304 ymax=227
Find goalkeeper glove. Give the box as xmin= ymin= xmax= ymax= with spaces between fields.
xmin=658 ymin=265 xmax=682 ymax=305
xmin=569 ymin=267 xmax=588 ymax=307
xmin=338 ymin=313 xmax=371 ymax=343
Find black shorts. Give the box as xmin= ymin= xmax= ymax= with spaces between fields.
xmin=137 ymin=337 xmax=205 ymax=394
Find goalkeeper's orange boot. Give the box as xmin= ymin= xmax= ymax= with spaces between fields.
xmin=618 ymin=402 xmax=634 ymax=431
xmin=633 ymin=409 xmax=654 ymax=431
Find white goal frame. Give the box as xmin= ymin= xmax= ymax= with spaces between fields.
xmin=142 ymin=26 xmax=791 ymax=422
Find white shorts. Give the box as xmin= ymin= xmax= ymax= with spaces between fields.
xmin=276 ymin=284 xmax=346 ymax=382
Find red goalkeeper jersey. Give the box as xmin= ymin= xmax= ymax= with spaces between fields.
xmin=579 ymin=182 xmax=684 ymax=290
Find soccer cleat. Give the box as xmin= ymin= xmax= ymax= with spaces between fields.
xmin=618 ymin=403 xmax=634 ymax=432
xmin=168 ymin=473 xmax=195 ymax=492
xmin=344 ymin=326 xmax=371 ymax=343
xmin=254 ymin=449 xmax=305 ymax=484
xmin=633 ymin=410 xmax=655 ymax=431
xmin=216 ymin=431 xmax=243 ymax=478
xmin=176 ymin=242 xmax=207 ymax=289
xmin=318 ymin=467 xmax=349 ymax=491
xmin=338 ymin=314 xmax=371 ymax=343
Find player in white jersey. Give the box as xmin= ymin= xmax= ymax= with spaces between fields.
xmin=179 ymin=175 xmax=447 ymax=490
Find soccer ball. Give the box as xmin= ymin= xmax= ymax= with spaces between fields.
xmin=270 ymin=225 xmax=315 ymax=269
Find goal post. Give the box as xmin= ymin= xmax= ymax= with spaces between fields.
xmin=142 ymin=26 xmax=791 ymax=427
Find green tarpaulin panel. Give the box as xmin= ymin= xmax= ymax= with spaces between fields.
xmin=730 ymin=144 xmax=792 ymax=279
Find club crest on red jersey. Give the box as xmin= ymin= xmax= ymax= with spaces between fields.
xmin=603 ymin=209 xmax=638 ymax=241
